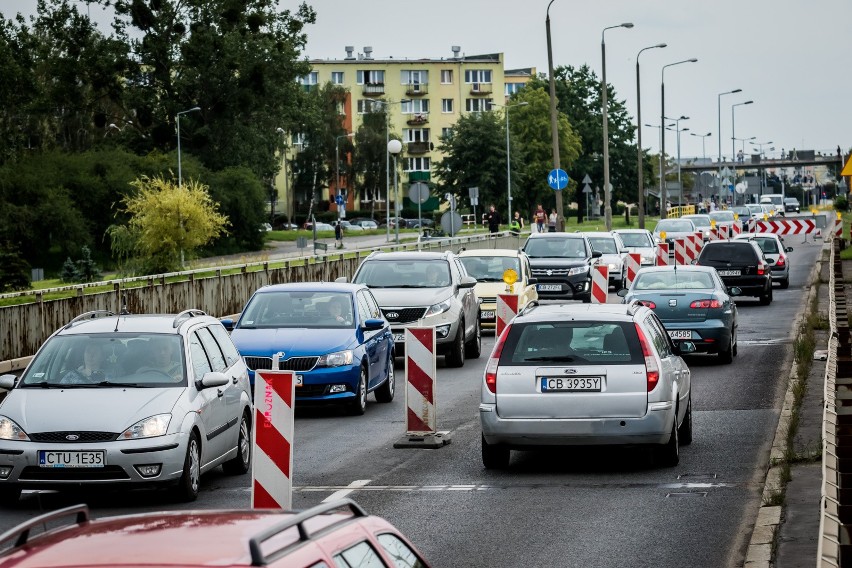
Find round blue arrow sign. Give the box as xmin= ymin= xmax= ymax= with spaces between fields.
xmin=548 ymin=168 xmax=569 ymax=190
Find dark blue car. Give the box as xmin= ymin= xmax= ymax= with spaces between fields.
xmin=225 ymin=283 xmax=395 ymax=415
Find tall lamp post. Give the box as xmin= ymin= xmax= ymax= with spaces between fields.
xmin=601 ymin=22 xmax=633 ymax=230
xmin=689 ymin=131 xmax=712 ymax=163
xmin=176 ymin=106 xmax=200 ymax=188
xmin=635 ymin=43 xmax=666 ymax=228
xmin=664 ymin=115 xmax=688 ymax=205
xmin=716 ymin=88 xmax=741 ymax=168
xmin=387 ymin=139 xmax=403 ymax=244
xmin=490 ymin=101 xmax=529 ymax=224
xmin=660 ymin=58 xmax=698 ymax=218
xmin=645 ymin=122 xmax=667 ymax=214
xmin=335 ymin=133 xmax=354 ymax=221
xmin=371 ymin=99 xmax=410 ymax=242
xmin=731 ymin=100 xmax=754 ymax=164
xmin=545 ymin=0 xmax=564 ymax=231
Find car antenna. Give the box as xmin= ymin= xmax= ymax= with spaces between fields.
xmin=115 ymin=294 xmax=129 ymax=332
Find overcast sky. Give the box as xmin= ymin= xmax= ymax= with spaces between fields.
xmin=10 ymin=0 xmax=850 ymax=163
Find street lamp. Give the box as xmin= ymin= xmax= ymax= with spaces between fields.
xmin=371 ymin=99 xmax=410 ymax=242
xmin=335 ymin=133 xmax=354 ymax=221
xmin=645 ymin=122 xmax=666 ymax=214
xmin=733 ymin=136 xmax=757 ymax=156
xmin=601 ymin=22 xmax=633 ymax=230
xmin=660 ymin=58 xmax=698 ymax=218
xmin=635 ymin=43 xmax=666 ymax=228
xmin=731 ymin=100 xmax=754 ymax=164
xmin=751 ymin=140 xmax=773 ymax=156
xmin=664 ymin=115 xmax=688 ymax=205
xmin=490 ymin=101 xmax=529 ymax=225
xmin=545 ymin=0 xmax=565 ymax=231
xmin=716 ymin=89 xmax=741 ymax=166
xmin=387 ymin=139 xmax=403 ymax=244
xmin=689 ymin=132 xmax=712 ymax=163
xmin=176 ymin=106 xmax=201 ymax=188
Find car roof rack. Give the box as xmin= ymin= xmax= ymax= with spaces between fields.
xmin=65 ymin=310 xmax=116 ymax=329
xmin=172 ymin=309 xmax=207 ymax=328
xmin=248 ymin=499 xmax=367 ymax=566
xmin=0 ymin=504 xmax=89 ymax=549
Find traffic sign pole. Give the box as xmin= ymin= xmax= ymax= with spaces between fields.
xmin=548 ymin=169 xmax=569 ymax=231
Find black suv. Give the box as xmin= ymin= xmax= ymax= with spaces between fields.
xmin=696 ymin=240 xmax=772 ymax=305
xmin=521 ymin=233 xmax=601 ymax=302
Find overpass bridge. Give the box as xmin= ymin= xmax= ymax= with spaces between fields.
xmin=679 ymin=151 xmax=845 ymax=174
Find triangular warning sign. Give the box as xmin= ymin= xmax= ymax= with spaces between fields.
xmin=842 ymin=154 xmax=852 ymax=177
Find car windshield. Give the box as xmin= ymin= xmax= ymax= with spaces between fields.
xmin=618 ymin=233 xmax=653 ymax=247
xmin=732 ymin=207 xmax=750 ymax=216
xmin=588 ymin=237 xmax=618 ymax=254
xmin=633 ymin=271 xmax=714 ymax=290
xmin=502 ymin=322 xmax=642 ymax=365
xmin=655 ymin=220 xmax=694 ymax=233
xmin=684 ymin=215 xmax=711 ymax=227
xmin=709 ymin=211 xmax=735 ymax=222
xmin=752 ymin=237 xmax=780 ymax=254
xmin=20 ymin=334 xmax=186 ymax=388
xmin=524 ymin=238 xmax=588 ymax=259
xmin=354 ymin=260 xmax=451 ymax=288
xmin=747 ymin=205 xmax=763 ymax=214
xmin=239 ymin=291 xmax=355 ymax=329
xmin=785 ymin=198 xmax=798 ymax=204
xmin=459 ymin=256 xmax=521 ymax=282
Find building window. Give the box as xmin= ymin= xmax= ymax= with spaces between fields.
xmin=465 ymin=98 xmax=492 ymax=112
xmin=403 ymin=128 xmax=430 ymax=143
xmin=440 ymin=70 xmax=453 ymax=84
xmin=298 ymin=72 xmax=318 ymax=85
xmin=357 ymin=100 xmax=384 ymax=114
xmin=401 ymin=70 xmax=428 ymax=85
xmin=401 ymin=99 xmax=429 ymax=114
xmin=441 ymin=127 xmax=452 ymax=140
xmin=441 ymin=99 xmax=454 ymax=113
xmin=331 ymin=71 xmax=344 ymax=85
xmin=404 ymin=157 xmax=431 ymax=172
xmin=464 ymin=69 xmax=492 ymax=84
xmin=356 ymin=70 xmax=385 ymax=85
xmin=505 ymin=82 xmax=524 ymax=96
xmin=291 ymin=133 xmax=306 ymax=148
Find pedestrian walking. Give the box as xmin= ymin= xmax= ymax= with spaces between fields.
xmin=534 ymin=204 xmax=547 ymax=233
xmin=487 ymin=204 xmax=502 ymax=234
xmin=334 ymin=222 xmax=344 ymax=249
xmin=509 ymin=211 xmax=524 ymax=234
xmin=548 ymin=209 xmax=557 ymax=232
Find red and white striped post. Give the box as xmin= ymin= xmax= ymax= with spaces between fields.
xmin=683 ymin=234 xmax=696 ymax=265
xmin=404 ymin=327 xmax=437 ymax=435
xmin=591 ymin=264 xmax=609 ymax=303
xmin=719 ymin=225 xmax=729 ymax=240
xmin=691 ymin=232 xmax=703 ymax=258
xmin=251 ymin=353 xmax=295 ymax=509
xmin=496 ymin=294 xmax=519 ymax=337
xmin=835 ymin=214 xmax=843 ymax=240
xmin=656 ymin=243 xmax=670 ymax=266
xmin=731 ymin=220 xmax=742 ymax=237
xmin=673 ymin=238 xmax=687 ymax=266
xmin=624 ymin=253 xmax=641 ymax=289
xmin=707 ymin=228 xmax=718 ymax=242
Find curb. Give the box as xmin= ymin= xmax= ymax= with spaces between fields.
xmin=744 ymin=243 xmax=826 ymax=567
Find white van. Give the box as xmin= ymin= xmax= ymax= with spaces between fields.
xmin=759 ymin=194 xmax=785 ymax=216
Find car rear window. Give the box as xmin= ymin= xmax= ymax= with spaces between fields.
xmin=500 ymin=321 xmax=642 ymax=365
xmin=618 ymin=232 xmax=653 ymax=247
xmin=634 ymin=271 xmax=714 ymax=290
xmin=354 ymin=260 xmax=451 ymax=288
xmin=524 ymin=237 xmax=588 ymax=259
xmin=699 ymin=243 xmax=757 ymax=264
xmin=588 ymin=237 xmax=618 ymax=254
xmin=656 ymin=220 xmax=693 ymax=233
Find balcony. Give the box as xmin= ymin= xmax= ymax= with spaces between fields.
xmin=469 ymin=82 xmax=493 ymax=95
xmin=362 ymin=83 xmax=385 ymax=96
xmin=405 ymin=82 xmax=429 ymax=96
xmin=406 ymin=141 xmax=431 ymax=154
xmin=406 ymin=113 xmax=429 ymax=126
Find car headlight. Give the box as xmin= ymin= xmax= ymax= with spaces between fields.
xmin=121 ymin=414 xmax=171 ymax=440
xmin=608 ymin=263 xmax=618 ymax=271
xmin=318 ymin=350 xmax=354 ymax=367
xmin=641 ymin=254 xmax=654 ymax=264
xmin=424 ymin=299 xmax=453 ymax=318
xmin=0 ymin=416 xmax=29 ymax=441
xmin=567 ymin=265 xmax=589 ymax=276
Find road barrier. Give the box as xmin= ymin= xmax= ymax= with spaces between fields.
xmin=732 ymin=222 xmax=742 ymax=237
xmin=719 ymin=225 xmax=729 ymax=240
xmin=404 ymin=327 xmax=437 ymax=435
xmin=496 ymin=294 xmax=518 ymax=337
xmin=655 ymin=243 xmax=669 ymax=266
xmin=591 ymin=265 xmax=609 ymax=304
xmin=251 ymin=353 xmax=296 ymax=509
xmin=691 ymin=232 xmax=704 ymax=259
xmin=673 ymin=238 xmax=687 ymax=266
xmin=624 ymin=253 xmax=641 ymax=289
xmin=753 ymin=219 xmax=817 ymax=235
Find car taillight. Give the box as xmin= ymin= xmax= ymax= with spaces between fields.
xmin=757 ymin=263 xmax=765 ymax=276
xmin=634 ymin=322 xmax=659 ymax=392
xmin=638 ymin=300 xmax=656 ymax=309
xmin=775 ymin=255 xmax=786 ymax=267
xmin=485 ymin=324 xmax=512 ymax=394
xmin=689 ymin=299 xmax=721 ymax=309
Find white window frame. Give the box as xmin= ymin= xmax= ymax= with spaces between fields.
xmin=465 ymin=98 xmax=492 ymax=112
xmin=331 ymin=71 xmax=344 ymax=85
xmin=440 ymin=70 xmax=453 ymax=84
xmin=441 ymin=99 xmax=454 ymax=113
xmin=298 ymin=71 xmax=318 ymax=85
xmin=356 ymin=70 xmax=385 ymax=85
xmin=464 ymin=69 xmax=492 ymax=84
xmin=404 ymin=157 xmax=431 ymax=172
xmin=356 ymin=100 xmax=384 ymax=114
xmin=401 ymin=99 xmax=429 ymax=114
xmin=403 ymin=128 xmax=430 ymax=143
xmin=401 ymin=70 xmax=428 ymax=85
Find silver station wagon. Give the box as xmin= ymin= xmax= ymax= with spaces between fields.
xmin=480 ymin=302 xmax=695 ymax=469
xmin=0 ymin=310 xmax=253 ymax=504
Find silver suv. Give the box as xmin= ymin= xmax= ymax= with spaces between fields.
xmin=480 ymin=302 xmax=695 ymax=469
xmin=0 ymin=309 xmax=253 ymax=504
xmin=349 ymin=251 xmax=480 ymax=367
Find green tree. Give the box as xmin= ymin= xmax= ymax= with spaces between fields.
xmin=0 ymin=244 xmax=30 ymax=291
xmin=352 ymin=109 xmax=394 ymax=219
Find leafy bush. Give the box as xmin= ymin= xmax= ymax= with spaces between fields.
xmin=835 ymin=195 xmax=849 ymax=212
xmin=0 ymin=245 xmax=31 ymax=292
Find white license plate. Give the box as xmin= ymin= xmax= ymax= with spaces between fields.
xmin=393 ymin=333 xmax=405 ymax=343
xmin=39 ymin=450 xmax=105 ymax=468
xmin=481 ymin=311 xmax=496 ymax=320
xmin=718 ymin=270 xmax=741 ymax=276
xmin=296 ymin=374 xmax=303 ymax=386
xmin=540 ymin=377 xmax=601 ymax=392
xmin=537 ymin=284 xmax=562 ymax=292
xmin=668 ymin=330 xmax=692 ymax=339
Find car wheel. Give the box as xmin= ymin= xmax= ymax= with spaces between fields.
xmin=759 ymin=286 xmax=772 ymax=306
xmin=732 ymin=328 xmax=738 ymax=357
xmin=481 ymin=435 xmax=510 ymax=469
xmin=348 ymin=366 xmax=368 ymax=415
xmin=445 ymin=320 xmax=466 ymax=368
xmin=581 ymin=293 xmax=592 ymax=304
xmin=678 ymin=397 xmax=693 ymax=446
xmin=465 ymin=317 xmax=482 ymax=359
xmin=374 ymin=353 xmax=395 ymax=403
xmin=174 ymin=432 xmax=201 ymax=502
xmin=654 ymin=414 xmax=679 ymax=467
xmin=718 ymin=331 xmax=734 ymax=364
xmin=222 ymin=411 xmax=251 ymax=475
xmin=0 ymin=487 xmax=21 ymax=507
xmin=780 ymin=277 xmax=790 ymax=289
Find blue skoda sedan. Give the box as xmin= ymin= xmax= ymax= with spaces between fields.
xmin=225 ymin=283 xmax=395 ymax=415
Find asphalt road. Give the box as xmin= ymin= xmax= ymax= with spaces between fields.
xmin=0 ymin=228 xmax=824 ymax=568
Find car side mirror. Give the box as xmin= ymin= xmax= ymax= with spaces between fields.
xmin=458 ymin=276 xmax=477 ymax=289
xmin=527 ymin=277 xmax=538 ymax=285
xmin=362 ymin=318 xmax=385 ymax=331
xmin=335 ymin=276 xmax=348 ymax=283
xmin=220 ymin=318 xmax=235 ymax=331
xmin=0 ymin=374 xmax=16 ymax=390
xmin=591 ymin=251 xmax=603 ymax=259
xmin=616 ymin=288 xmax=629 ymax=297
xmin=675 ymin=341 xmax=697 ymax=354
xmin=728 ymin=286 xmax=742 ymax=297
xmin=785 ymin=247 xmax=794 ymax=253
xmin=198 ymin=371 xmax=229 ymax=390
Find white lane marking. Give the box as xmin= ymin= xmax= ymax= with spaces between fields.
xmin=322 ymin=479 xmax=371 ymax=503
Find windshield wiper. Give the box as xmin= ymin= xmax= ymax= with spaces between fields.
xmin=93 ymin=381 xmax=143 ymax=388
xmin=523 ymin=355 xmax=577 ymax=362
xmin=475 ymin=277 xmax=502 ymax=282
xmin=22 ymin=381 xmax=64 ymax=388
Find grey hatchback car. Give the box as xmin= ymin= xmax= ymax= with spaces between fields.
xmin=0 ymin=310 xmax=253 ymax=505
xmin=480 ymin=302 xmax=695 ymax=469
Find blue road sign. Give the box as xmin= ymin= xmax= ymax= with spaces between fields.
xmin=548 ymin=168 xmax=569 ymax=190
xmin=335 ymin=194 xmax=344 ymax=206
